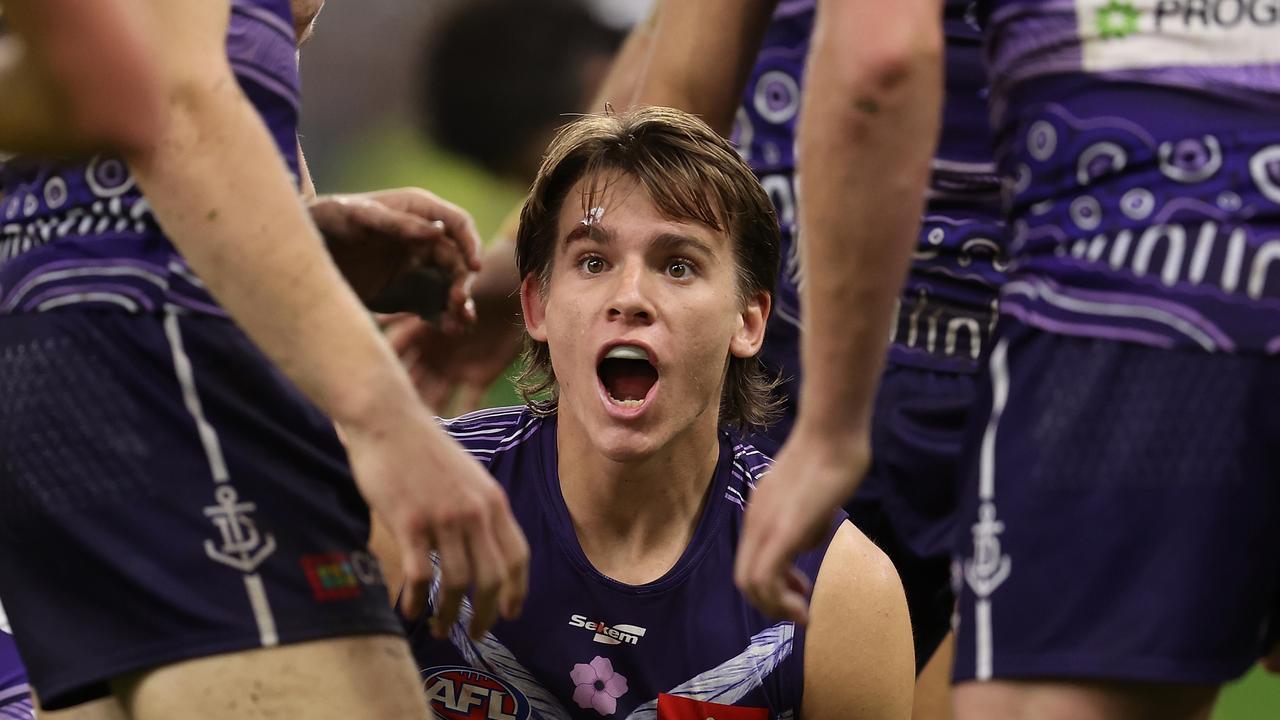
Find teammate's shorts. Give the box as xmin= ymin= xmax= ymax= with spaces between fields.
xmin=953 ymin=316 xmax=1280 ymax=684
xmin=0 ymin=309 xmax=402 ymax=709
xmin=850 ymin=365 xmax=976 ymax=672
xmin=749 ymin=363 xmax=977 ymax=672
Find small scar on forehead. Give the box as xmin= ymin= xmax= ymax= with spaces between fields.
xmin=581 ymin=206 xmax=605 ymax=226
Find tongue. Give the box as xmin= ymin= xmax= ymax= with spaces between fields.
xmin=599 ymin=358 xmax=658 ymax=402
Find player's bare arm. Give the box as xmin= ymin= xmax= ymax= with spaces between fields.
xmin=803 ymin=522 xmax=915 ymax=720
xmin=636 ymin=0 xmax=777 ymax=134
xmin=736 ymin=0 xmax=944 ymax=622
xmin=123 ymin=0 xmax=528 ymax=638
xmin=0 ymin=0 xmax=161 ymax=155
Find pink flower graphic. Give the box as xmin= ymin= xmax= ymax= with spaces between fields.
xmin=570 ymin=656 xmax=629 ymax=716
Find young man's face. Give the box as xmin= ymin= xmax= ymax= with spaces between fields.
xmin=521 ymin=172 xmax=769 ymax=462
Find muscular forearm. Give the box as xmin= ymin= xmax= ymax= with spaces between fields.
xmin=794 ymin=0 xmax=943 ymax=443
xmin=634 ymin=0 xmax=775 ymax=135
xmin=587 ymin=3 xmax=660 ymax=112
xmin=127 ymin=69 xmax=420 ymax=429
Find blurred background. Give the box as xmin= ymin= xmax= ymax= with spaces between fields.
xmin=296 ymin=1 xmax=1278 ymax=716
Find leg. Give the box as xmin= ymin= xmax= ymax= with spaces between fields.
xmin=113 ymin=636 xmax=428 ymax=720
xmin=951 ymin=322 xmax=1280 ymax=719
xmin=848 ymin=364 xmax=974 ymax=674
xmin=913 ymin=632 xmax=954 ymax=720
xmin=0 ymin=312 xmax=403 ymax=711
xmin=954 ymin=679 xmax=1217 ymax=720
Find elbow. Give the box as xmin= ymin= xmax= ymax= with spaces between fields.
xmin=849 ymin=27 xmax=943 ymax=103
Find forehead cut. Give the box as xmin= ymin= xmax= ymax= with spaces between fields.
xmin=568 ymin=161 xmax=732 ymax=238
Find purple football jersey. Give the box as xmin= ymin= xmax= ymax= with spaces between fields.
xmin=980 ymin=0 xmax=1280 ymax=352
xmin=407 ymin=407 xmax=843 ymax=720
xmin=0 ymin=0 xmax=301 ymax=317
xmin=0 ymin=606 xmax=32 ymax=720
xmin=732 ymin=0 xmax=1004 ymax=377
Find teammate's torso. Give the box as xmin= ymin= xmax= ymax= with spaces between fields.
xmin=733 ymin=0 xmax=1005 ymax=374
xmin=982 ymin=0 xmax=1280 ymax=352
xmin=409 ymin=407 xmax=833 ymax=720
xmin=0 ymin=0 xmax=301 ymax=317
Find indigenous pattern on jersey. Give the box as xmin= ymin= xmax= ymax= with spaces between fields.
xmin=0 ymin=0 xmax=301 ymax=317
xmin=0 ymin=604 xmax=33 ymax=720
xmin=407 ymin=406 xmax=842 ymax=720
xmin=732 ymin=0 xmax=1004 ymax=382
xmin=980 ymin=0 xmax=1280 ymax=352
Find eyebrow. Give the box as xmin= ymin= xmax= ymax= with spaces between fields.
xmin=564 ymin=224 xmax=615 ymax=246
xmin=562 ymin=226 xmax=719 ymax=260
xmin=652 ymin=232 xmax=717 ymax=259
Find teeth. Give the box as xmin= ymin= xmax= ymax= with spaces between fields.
xmin=609 ymin=397 xmax=644 ymax=407
xmin=605 ymin=345 xmax=648 ymax=361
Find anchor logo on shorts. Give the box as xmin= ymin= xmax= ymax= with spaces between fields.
xmin=963 ymin=502 xmax=1011 ymax=598
xmin=203 ymin=484 xmax=277 ymax=573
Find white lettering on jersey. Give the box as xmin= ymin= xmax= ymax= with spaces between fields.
xmin=568 ymin=614 xmax=648 ymax=646
xmin=1078 ymin=0 xmax=1280 ymax=71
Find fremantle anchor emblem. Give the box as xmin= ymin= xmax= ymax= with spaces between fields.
xmin=204 ymin=484 xmax=276 ymax=573
xmin=963 ymin=502 xmax=1011 ymax=598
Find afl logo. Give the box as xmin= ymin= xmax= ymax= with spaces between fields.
xmin=422 ymin=666 xmax=531 ymax=720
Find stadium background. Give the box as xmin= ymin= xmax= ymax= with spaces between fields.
xmin=296 ymin=0 xmax=1280 ymax=716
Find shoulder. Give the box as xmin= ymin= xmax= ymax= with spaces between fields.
xmin=802 ymin=522 xmax=913 ymax=720
xmin=439 ymin=405 xmax=544 ymax=467
xmin=722 ymin=436 xmax=772 ymax=513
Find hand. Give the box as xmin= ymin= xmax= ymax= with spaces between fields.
xmin=310 ymin=188 xmax=483 ymax=334
xmin=376 ymin=260 xmax=527 ymax=412
xmin=734 ymin=426 xmax=871 ymax=623
xmin=342 ymin=404 xmax=529 ymax=640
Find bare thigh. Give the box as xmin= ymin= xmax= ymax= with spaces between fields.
xmin=112 ymin=635 xmax=429 ymax=720
xmin=954 ymin=678 xmax=1219 ymax=720
xmin=913 ymin=632 xmax=954 ymax=720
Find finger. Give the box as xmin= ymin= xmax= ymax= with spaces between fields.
xmin=490 ymin=498 xmax=530 ymax=620
xmin=463 ymin=523 xmax=504 ymax=640
xmin=385 ymin=316 xmax=430 ymax=357
xmin=394 ymin=190 xmax=482 ymax=271
xmin=736 ymin=505 xmax=792 ymax=618
xmin=398 ymin=531 xmax=434 ymax=621
xmin=431 ymin=529 xmax=471 ymax=639
xmin=350 ymin=201 xmax=449 ymax=247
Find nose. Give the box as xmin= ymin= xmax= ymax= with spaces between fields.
xmin=607 ymin=262 xmax=656 ymax=325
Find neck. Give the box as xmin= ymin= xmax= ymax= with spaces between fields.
xmin=556 ymin=414 xmax=722 ymax=585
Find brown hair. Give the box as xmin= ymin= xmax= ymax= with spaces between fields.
xmin=514 ymin=106 xmax=782 ymax=430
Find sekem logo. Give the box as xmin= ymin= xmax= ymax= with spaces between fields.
xmin=569 ymin=614 xmax=648 ymax=646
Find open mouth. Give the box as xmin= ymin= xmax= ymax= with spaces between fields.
xmin=597 ymin=345 xmax=659 ymax=408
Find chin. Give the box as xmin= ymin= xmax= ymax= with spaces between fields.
xmin=588 ymin=424 xmax=666 ymax=464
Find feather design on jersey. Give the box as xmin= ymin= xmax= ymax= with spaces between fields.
xmin=429 ymin=563 xmax=574 ymax=720
xmin=623 ymin=622 xmax=794 ymax=720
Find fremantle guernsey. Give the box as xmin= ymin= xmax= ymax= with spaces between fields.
xmin=732 ymin=0 xmax=1005 ymax=374
xmin=0 ymin=0 xmax=300 ymax=317
xmin=408 ymin=407 xmax=841 ymax=720
xmin=980 ymin=0 xmax=1280 ymax=352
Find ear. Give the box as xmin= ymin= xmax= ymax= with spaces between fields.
xmin=520 ymin=273 xmax=549 ymax=342
xmin=730 ymin=290 xmax=770 ymax=359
